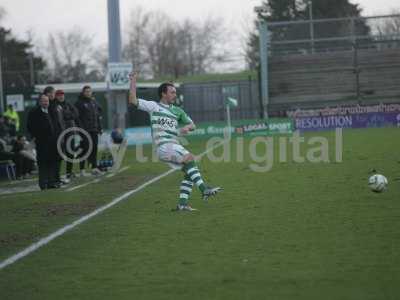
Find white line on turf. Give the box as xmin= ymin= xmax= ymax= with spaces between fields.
xmin=66 ymin=166 xmax=131 ymax=192
xmin=66 ymin=178 xmax=101 ymax=192
xmin=106 ymin=166 xmax=130 ymax=178
xmin=0 ymin=140 xmax=227 ymax=271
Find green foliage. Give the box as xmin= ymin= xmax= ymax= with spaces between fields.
xmin=246 ymin=0 xmax=370 ymax=68
xmin=0 ymin=27 xmax=45 ymax=89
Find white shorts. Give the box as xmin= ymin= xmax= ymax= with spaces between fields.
xmin=157 ymin=143 xmax=190 ymax=169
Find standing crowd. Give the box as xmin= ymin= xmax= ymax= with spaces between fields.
xmin=26 ymin=85 xmax=103 ymax=190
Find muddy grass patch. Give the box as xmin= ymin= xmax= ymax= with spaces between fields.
xmin=0 ymin=232 xmax=39 ymax=248
xmin=43 ymin=201 xmax=100 ymax=217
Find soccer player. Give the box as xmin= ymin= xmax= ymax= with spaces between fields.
xmin=128 ymin=73 xmax=221 ymax=211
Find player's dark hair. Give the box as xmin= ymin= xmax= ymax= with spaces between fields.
xmin=43 ymin=86 xmax=55 ymax=95
xmin=82 ymin=85 xmax=91 ymax=92
xmin=158 ymin=82 xmax=175 ymax=99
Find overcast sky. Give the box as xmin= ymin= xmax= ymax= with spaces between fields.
xmin=1 ymin=0 xmax=399 ymax=70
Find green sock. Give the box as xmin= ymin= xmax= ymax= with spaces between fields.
xmin=179 ymin=175 xmax=193 ymax=206
xmin=183 ymin=161 xmax=207 ymax=193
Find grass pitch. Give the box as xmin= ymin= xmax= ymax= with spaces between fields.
xmin=0 ymin=128 xmax=399 ymax=300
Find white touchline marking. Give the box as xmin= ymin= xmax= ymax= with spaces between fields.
xmin=106 ymin=166 xmax=130 ymax=178
xmin=66 ymin=167 xmax=131 ymax=192
xmin=117 ymin=166 xmax=130 ymax=173
xmin=66 ymin=179 xmax=101 ymax=192
xmin=0 ymin=141 xmax=227 ymax=270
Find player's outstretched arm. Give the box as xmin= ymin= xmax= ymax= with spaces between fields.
xmin=128 ymin=72 xmax=138 ymax=106
xmin=180 ymin=123 xmax=196 ymax=135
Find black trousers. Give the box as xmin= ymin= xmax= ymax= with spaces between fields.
xmin=65 ymin=131 xmax=76 ymax=175
xmin=38 ymin=159 xmax=57 ymax=190
xmin=79 ymin=131 xmax=98 ymax=170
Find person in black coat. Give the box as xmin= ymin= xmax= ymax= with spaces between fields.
xmin=27 ymin=94 xmax=59 ymax=190
xmin=55 ymin=89 xmax=79 ymax=179
xmin=44 ymin=86 xmax=66 ymax=185
xmin=75 ymin=85 xmax=103 ymax=176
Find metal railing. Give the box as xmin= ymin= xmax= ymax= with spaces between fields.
xmin=257 ymin=14 xmax=400 ymax=115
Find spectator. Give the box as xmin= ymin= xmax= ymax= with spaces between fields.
xmin=4 ymin=116 xmax=17 ymax=139
xmin=11 ymin=135 xmax=35 ymax=179
xmin=55 ymin=89 xmax=79 ymax=179
xmin=44 ymin=86 xmax=67 ymax=185
xmin=27 ymin=94 xmax=59 ymax=190
xmin=0 ymin=139 xmax=33 ymax=179
xmin=0 ymin=137 xmax=14 ymax=161
xmin=75 ymin=85 xmax=103 ymax=176
xmin=4 ymin=104 xmax=20 ymax=132
xmin=0 ymin=114 xmax=9 ymax=139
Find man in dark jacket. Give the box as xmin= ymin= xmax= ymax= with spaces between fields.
xmin=27 ymin=94 xmax=59 ymax=190
xmin=55 ymin=89 xmax=79 ymax=179
xmin=75 ymin=85 xmax=103 ymax=176
xmin=44 ymin=86 xmax=66 ymax=185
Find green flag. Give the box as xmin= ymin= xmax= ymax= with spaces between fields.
xmin=225 ymin=97 xmax=238 ymax=108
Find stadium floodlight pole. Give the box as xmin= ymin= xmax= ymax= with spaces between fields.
xmin=308 ymin=0 xmax=315 ymax=54
xmin=107 ymin=0 xmax=122 ymax=63
xmin=107 ymin=0 xmax=123 ymax=129
xmin=254 ymin=6 xmax=269 ymax=119
xmin=258 ymin=20 xmax=269 ymax=119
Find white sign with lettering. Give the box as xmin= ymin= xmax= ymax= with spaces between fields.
xmin=107 ymin=63 xmax=133 ymax=90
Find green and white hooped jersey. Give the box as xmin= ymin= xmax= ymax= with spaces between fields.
xmin=137 ymin=99 xmax=194 ymax=147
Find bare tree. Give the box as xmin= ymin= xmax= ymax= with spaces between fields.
xmin=123 ymin=6 xmax=152 ymax=77
xmin=374 ymin=10 xmax=400 ymax=49
xmin=44 ymin=26 xmax=101 ymax=82
xmin=375 ymin=11 xmax=400 ymax=37
xmin=91 ymin=45 xmax=108 ymax=79
xmin=190 ymin=17 xmax=229 ymax=74
xmin=123 ymin=7 xmax=230 ymax=78
xmin=143 ymin=11 xmax=176 ymax=78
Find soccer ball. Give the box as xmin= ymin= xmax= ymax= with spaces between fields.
xmin=368 ymin=174 xmax=388 ymax=193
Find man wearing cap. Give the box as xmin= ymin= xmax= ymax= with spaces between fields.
xmin=44 ymin=86 xmax=66 ymax=186
xmin=55 ymin=90 xmax=79 ymax=179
